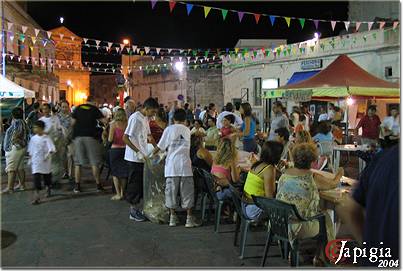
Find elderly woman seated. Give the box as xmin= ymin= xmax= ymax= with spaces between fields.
xmin=276 ymin=143 xmax=344 ymax=266
xmin=242 ymin=141 xmax=284 ymax=221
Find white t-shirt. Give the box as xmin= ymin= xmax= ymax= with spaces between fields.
xmin=318 ymin=113 xmax=329 ymax=122
xmin=199 ymin=110 xmax=207 ymax=121
xmin=28 ymin=134 xmax=56 ymax=174
xmin=39 ymin=115 xmax=64 ymax=136
xmin=157 ymin=124 xmax=192 ymax=177
xmin=216 ymin=111 xmax=243 ymax=129
xmin=190 ymin=127 xmax=206 ymax=135
xmin=381 ymin=116 xmax=400 ymax=136
xmin=124 ymin=111 xmax=151 ymax=163
xmin=328 ymin=110 xmax=335 ymax=120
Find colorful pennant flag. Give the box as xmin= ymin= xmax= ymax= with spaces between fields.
xmin=221 ymin=9 xmax=228 ymax=21
xmin=22 ymin=26 xmax=28 ymax=33
xmin=237 ymin=12 xmax=245 ymax=23
xmin=145 ymin=47 xmax=150 ymax=54
xmin=367 ymin=22 xmax=374 ymax=31
xmin=254 ymin=14 xmax=261 ymax=24
xmin=204 ymin=6 xmax=211 ymax=18
xmin=393 ymin=21 xmax=399 ymax=29
xmin=169 ymin=0 xmax=176 ymax=13
xmin=344 ymin=21 xmax=350 ymax=31
xmin=47 ymin=31 xmax=52 ymax=39
xmin=331 ymin=21 xmax=337 ymax=31
xmin=299 ymin=18 xmax=305 ymax=29
xmin=150 ymin=0 xmax=157 ymax=9
xmin=34 ymin=28 xmax=40 ymax=37
xmin=379 ymin=21 xmax=386 ymax=29
xmin=186 ymin=4 xmax=193 ymax=15
xmin=269 ymin=16 xmax=276 ymax=26
xmin=355 ymin=22 xmax=361 ymax=32
xmin=83 ymin=38 xmax=88 ymax=44
xmin=313 ymin=20 xmax=319 ymax=29
xmin=284 ymin=17 xmax=291 ymax=27
xmin=156 ymin=48 xmax=161 ymax=54
xmin=7 ymin=22 xmax=13 ymax=30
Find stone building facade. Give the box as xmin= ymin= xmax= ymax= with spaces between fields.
xmin=3 ymin=1 xmax=59 ymax=102
xmin=49 ymin=26 xmax=90 ymax=106
xmin=122 ymin=55 xmax=224 ymax=109
xmin=90 ymin=74 xmax=120 ymax=106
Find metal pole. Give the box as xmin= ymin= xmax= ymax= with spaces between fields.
xmin=1 ymin=0 xmax=6 ymax=77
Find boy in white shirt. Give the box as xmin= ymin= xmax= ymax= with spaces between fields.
xmin=152 ymin=109 xmax=200 ymax=228
xmin=28 ymin=120 xmax=56 ymax=205
xmin=123 ymin=97 xmax=159 ymax=222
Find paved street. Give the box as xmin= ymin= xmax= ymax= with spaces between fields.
xmin=1 ymin=163 xmax=355 ymax=268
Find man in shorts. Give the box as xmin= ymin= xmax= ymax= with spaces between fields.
xmin=71 ymin=96 xmax=105 ymax=193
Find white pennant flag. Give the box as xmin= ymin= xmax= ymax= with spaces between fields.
xmin=116 ymin=47 xmax=120 ymax=53
xmin=355 ymin=22 xmax=361 ymax=31
xmin=331 ymin=21 xmax=337 ymax=31
xmin=10 ymin=34 xmax=14 ymax=41
xmin=104 ymin=69 xmax=107 ymax=72
xmin=367 ymin=22 xmax=374 ymax=31
xmin=170 ymin=57 xmax=174 ymax=61
xmin=95 ymin=40 xmax=101 ymax=46
xmin=120 ymin=44 xmax=125 ymax=51
xmin=84 ymin=62 xmax=88 ymax=66
xmin=195 ymin=56 xmax=199 ymax=61
xmin=7 ymin=22 xmax=13 ymax=30
xmin=58 ymin=64 xmax=62 ymax=68
xmin=344 ymin=21 xmax=350 ymax=31
xmin=107 ymin=42 xmax=113 ymax=49
xmin=70 ymin=61 xmax=74 ymax=65
xmin=59 ymin=34 xmax=64 ymax=40
xmin=96 ymin=68 xmax=99 ymax=72
xmin=25 ymin=57 xmax=30 ymax=64
xmin=10 ymin=55 xmax=14 ymax=60
xmin=168 ymin=49 xmax=172 ymax=54
xmin=179 ymin=57 xmax=183 ymax=62
xmin=112 ymin=68 xmax=115 ymax=73
xmin=393 ymin=21 xmax=399 ymax=29
xmin=145 ymin=47 xmax=150 ymax=54
xmin=132 ymin=45 xmax=137 ymax=52
xmin=156 ymin=48 xmax=161 ymax=55
xmin=22 ymin=26 xmax=28 ymax=33
xmin=180 ymin=49 xmax=184 ymax=54
xmin=83 ymin=38 xmax=88 ymax=44
xmin=47 ymin=31 xmax=52 ymax=39
xmin=96 ymin=45 xmax=100 ymax=50
xmin=152 ymin=56 xmax=155 ymax=60
xmin=34 ymin=29 xmax=40 ymax=37
xmin=213 ymin=56 xmax=216 ymax=61
xmin=71 ymin=36 xmax=75 ymax=41
xmin=187 ymin=56 xmax=191 ymax=63
xmin=136 ymin=48 xmax=140 ymax=54
xmin=18 ymin=56 xmax=22 ymax=62
xmin=161 ymin=56 xmax=164 ymax=60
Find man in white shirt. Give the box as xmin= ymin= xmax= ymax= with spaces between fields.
xmin=123 ymin=97 xmax=159 ymax=222
xmin=216 ymin=102 xmax=243 ymax=129
xmin=268 ymin=101 xmax=289 ymax=141
xmin=327 ymin=103 xmax=335 ymax=121
xmin=318 ymin=106 xmax=329 ymax=122
xmin=380 ymin=106 xmax=400 ymax=145
xmin=151 ymin=109 xmax=200 ymax=228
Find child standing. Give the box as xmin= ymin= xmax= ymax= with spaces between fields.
xmin=220 ymin=114 xmax=236 ymax=138
xmin=152 ymin=109 xmax=200 ymax=228
xmin=28 ymin=121 xmax=56 ymax=205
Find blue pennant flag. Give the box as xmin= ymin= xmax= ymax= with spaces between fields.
xmin=186 ymin=4 xmax=193 ymax=15
xmin=269 ymin=15 xmax=276 ymax=26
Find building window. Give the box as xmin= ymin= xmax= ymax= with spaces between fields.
xmin=253 ymin=78 xmax=262 ymax=106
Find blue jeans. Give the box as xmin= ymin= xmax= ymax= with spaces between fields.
xmin=242 ymin=202 xmax=264 ymax=221
xmin=216 ymin=188 xmax=232 ymax=201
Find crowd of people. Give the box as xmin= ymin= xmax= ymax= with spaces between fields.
xmin=1 ymin=95 xmax=399 ymax=265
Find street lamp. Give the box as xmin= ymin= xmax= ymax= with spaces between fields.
xmin=175 ymin=61 xmax=184 ymax=72
xmin=122 ymin=38 xmax=132 ymax=98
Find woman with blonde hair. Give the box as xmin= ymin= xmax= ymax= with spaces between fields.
xmin=108 ymin=108 xmax=128 ymax=200
xmin=211 ymin=138 xmax=240 ymax=200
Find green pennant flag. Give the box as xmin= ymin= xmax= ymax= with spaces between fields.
xmin=276 ymin=48 xmax=281 ymax=55
xmin=253 ymin=51 xmax=257 ymax=57
xmin=299 ymin=47 xmax=304 ymax=54
xmin=287 ymin=47 xmax=291 ymax=55
xmin=284 ymin=17 xmax=291 ymax=27
xmin=283 ymin=50 xmax=287 ymax=56
xmin=310 ymin=46 xmax=315 ymax=52
xmin=204 ymin=50 xmax=209 ymax=57
xmin=221 ymin=9 xmax=228 ymax=21
xmin=192 ymin=50 xmax=197 ymax=56
xmin=265 ymin=50 xmax=270 ymax=57
xmin=299 ymin=18 xmax=305 ymax=29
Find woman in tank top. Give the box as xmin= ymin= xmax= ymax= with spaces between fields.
xmin=108 ymin=108 xmax=128 ymax=200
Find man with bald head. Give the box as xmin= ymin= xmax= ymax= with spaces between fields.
xmin=125 ymin=98 xmax=136 ymax=118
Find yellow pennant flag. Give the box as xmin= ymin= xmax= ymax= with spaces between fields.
xmin=204 ymin=6 xmax=212 ymax=18
xmin=284 ymin=17 xmax=291 ymax=27
xmin=235 ymin=48 xmax=239 ymax=54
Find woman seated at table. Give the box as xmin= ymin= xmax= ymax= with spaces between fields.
xmin=211 ymin=138 xmax=240 ymax=200
xmin=190 ymin=134 xmax=213 ymax=172
xmin=312 ymin=121 xmax=333 ymax=143
xmin=242 ymin=141 xmax=284 ymax=221
xmin=276 ymin=143 xmax=344 ymax=266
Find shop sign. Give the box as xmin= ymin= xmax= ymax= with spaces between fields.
xmin=282 ymin=89 xmax=313 ymax=102
xmin=301 ymin=59 xmax=322 ymax=70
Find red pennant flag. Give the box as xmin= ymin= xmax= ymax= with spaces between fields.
xmin=254 ymin=14 xmax=261 ymax=24
xmin=169 ymin=0 xmax=176 ymax=13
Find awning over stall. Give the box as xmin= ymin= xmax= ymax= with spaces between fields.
xmin=286 ymin=70 xmax=321 ymax=85
xmin=265 ymin=55 xmax=400 ymax=99
xmin=0 ymin=75 xmax=35 ymax=98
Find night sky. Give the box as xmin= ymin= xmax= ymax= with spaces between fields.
xmin=27 ymin=1 xmax=349 ymax=64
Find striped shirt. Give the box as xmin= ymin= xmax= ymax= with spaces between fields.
xmin=3 ymin=119 xmax=29 ymax=152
